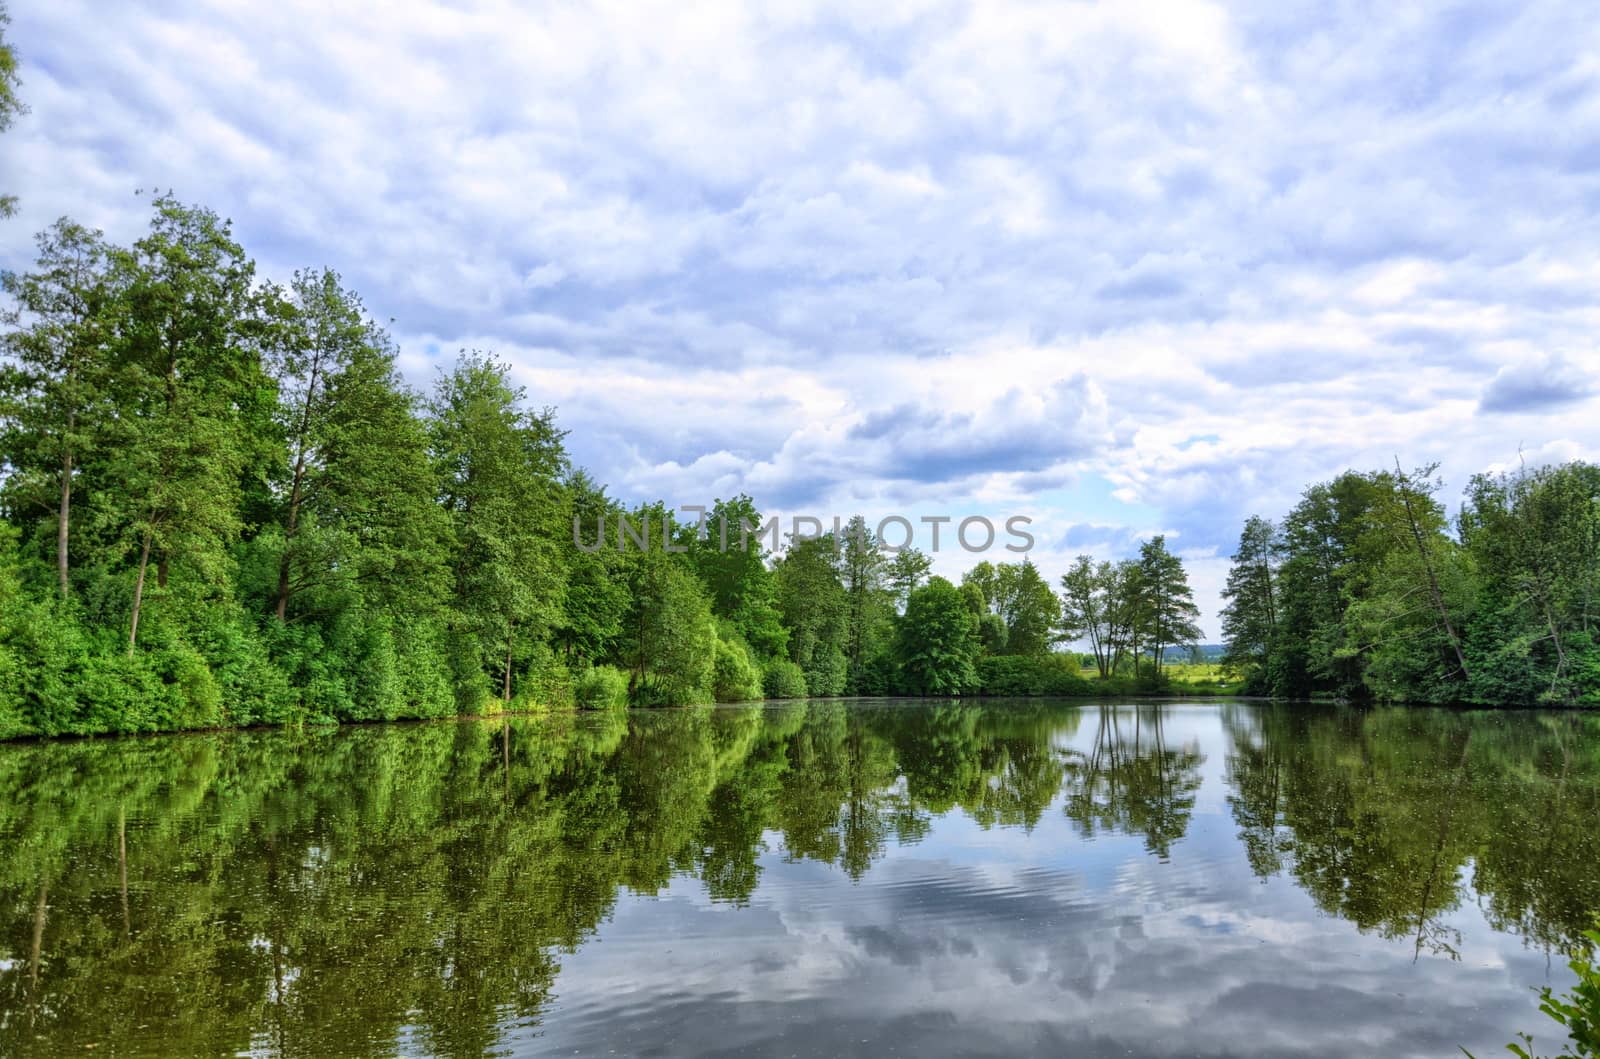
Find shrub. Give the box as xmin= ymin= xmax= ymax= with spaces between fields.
xmin=801 ymin=640 xmax=848 ymax=697
xmin=712 ymin=627 xmax=763 ymax=702
xmin=575 ymin=665 xmax=629 ymax=710
xmin=520 ymin=641 xmax=572 ymax=711
xmin=974 ymin=654 xmax=1095 ymax=697
xmin=761 ymin=657 xmax=807 ymax=699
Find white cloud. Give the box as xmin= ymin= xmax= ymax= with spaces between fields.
xmin=3 ymin=0 xmax=1599 ymax=633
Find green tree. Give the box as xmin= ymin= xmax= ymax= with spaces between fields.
xmin=683 ymin=495 xmax=788 ymax=660
xmin=886 ymin=546 xmax=932 ymax=612
xmin=0 ymin=2 xmax=23 ymax=218
xmin=1268 ymin=472 xmax=1382 ymax=699
xmin=1059 ymin=555 xmax=1116 ymax=678
xmin=839 ymin=515 xmax=891 ymax=691
xmin=0 ymin=220 xmax=118 ymax=598
xmin=430 ymin=353 xmax=568 ymax=705
xmin=553 ymin=470 xmax=629 ymax=666
xmin=1460 ymin=461 xmax=1600 ymax=705
xmin=1103 ymin=559 xmax=1144 ymax=676
xmin=1341 ymin=464 xmax=1477 ymax=703
xmin=107 ymin=197 xmax=267 ymax=650
xmin=1135 ymin=535 xmax=1201 ymax=675
xmin=774 ymin=534 xmax=848 ymax=696
xmin=619 ymin=526 xmax=716 ymax=705
xmin=963 ymin=559 xmax=1061 ymax=657
xmin=1220 ymin=516 xmax=1278 ymax=690
xmin=265 ymin=269 xmax=446 ymax=622
xmin=896 ymin=576 xmax=980 ymax=695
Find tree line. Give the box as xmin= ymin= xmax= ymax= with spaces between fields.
xmin=1219 ymin=460 xmax=1600 ymax=705
xmin=0 ymin=199 xmax=1217 ymax=738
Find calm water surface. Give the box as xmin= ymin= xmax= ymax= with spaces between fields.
xmin=1 ymin=700 xmax=1597 ymax=1057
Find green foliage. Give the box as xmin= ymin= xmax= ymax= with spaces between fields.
xmin=761 ymin=656 xmax=807 ymax=698
xmin=1220 ymin=515 xmax=1279 ymax=692
xmin=712 ymin=622 xmax=763 ymax=702
xmin=963 ymin=559 xmax=1061 ymax=657
xmin=621 ymin=540 xmax=716 ymax=706
xmin=554 ymin=471 xmax=630 ymax=666
xmin=1135 ymin=535 xmax=1202 ymax=672
xmin=5 ymin=189 xmax=1599 ymax=735
xmin=1460 ymin=462 xmax=1600 ymax=706
xmin=574 ymin=664 xmax=629 ymax=710
xmin=0 ymin=2 xmax=21 ymax=217
xmin=886 ymin=547 xmax=932 ymax=611
xmin=774 ymin=535 xmax=849 ymax=696
xmin=1512 ymin=922 xmax=1600 ymax=1058
xmin=896 ymin=576 xmax=980 ymax=695
xmin=974 ymin=653 xmax=1093 ymax=696
xmin=431 ymin=352 xmax=568 ymax=705
xmin=1220 ymin=461 xmax=1600 ymax=706
xmin=684 ymin=495 xmax=790 ymax=660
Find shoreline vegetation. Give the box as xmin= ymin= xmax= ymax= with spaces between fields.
xmin=1 ymin=200 xmax=1597 ymax=741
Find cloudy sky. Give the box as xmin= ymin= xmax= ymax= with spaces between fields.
xmin=4 ymin=0 xmax=1600 ymax=634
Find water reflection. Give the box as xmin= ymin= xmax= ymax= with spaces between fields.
xmin=0 ymin=701 xmax=1595 ymax=1057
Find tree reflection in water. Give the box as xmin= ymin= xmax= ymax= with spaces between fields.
xmin=0 ymin=700 xmax=1596 ymax=1056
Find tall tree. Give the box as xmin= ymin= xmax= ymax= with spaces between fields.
xmin=618 ymin=506 xmax=715 ymax=705
xmin=773 ymin=534 xmax=848 ymax=696
xmin=430 ymin=353 xmax=568 ymax=704
xmin=896 ymin=576 xmax=980 ymax=695
xmin=0 ymin=2 xmax=23 ymax=218
xmin=1135 ymin=535 xmax=1201 ymax=675
xmin=0 ymin=220 xmax=117 ymax=597
xmin=1220 ymin=516 xmax=1279 ymax=689
xmin=1339 ymin=463 xmax=1475 ymax=701
xmin=1392 ymin=462 xmax=1469 ymax=682
xmin=998 ymin=560 xmax=1061 ymax=656
xmin=683 ymin=495 xmax=788 ymax=659
xmin=282 ymin=279 xmax=446 ymax=619
xmin=1059 ymin=555 xmax=1115 ymax=678
xmin=266 ymin=270 xmax=401 ymax=619
xmin=1100 ymin=559 xmax=1139 ymax=675
xmin=886 ymin=547 xmax=932 ymax=612
xmin=108 ymin=197 xmax=266 ymax=649
xmin=839 ymin=516 xmax=890 ymax=691
xmin=553 ymin=470 xmax=629 ymax=666
xmin=1270 ymin=472 xmax=1382 ymax=699
xmin=1460 ymin=461 xmax=1600 ymax=704
xmin=962 ymin=559 xmax=1062 ymax=657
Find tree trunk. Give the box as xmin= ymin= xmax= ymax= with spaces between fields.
xmin=1395 ymin=460 xmax=1471 ymax=682
xmin=1543 ymin=596 xmax=1570 ymax=700
xmin=57 ymin=444 xmax=72 ymax=599
xmin=1260 ymin=554 xmax=1276 ymax=631
xmin=275 ymin=449 xmax=307 ymax=622
xmin=277 ymin=342 xmax=323 ymax=621
xmin=128 ymin=527 xmax=154 ymax=651
xmin=502 ymin=638 xmax=514 ymax=703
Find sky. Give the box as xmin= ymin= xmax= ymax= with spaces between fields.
xmin=3 ymin=0 xmax=1600 ymax=636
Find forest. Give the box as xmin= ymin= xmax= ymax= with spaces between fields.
xmin=1216 ymin=461 xmax=1600 ymax=706
xmin=1 ymin=27 xmax=1595 ymax=734
xmin=0 ymin=197 xmax=1190 ymax=738
xmin=0 ymin=196 xmax=1596 ymax=738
